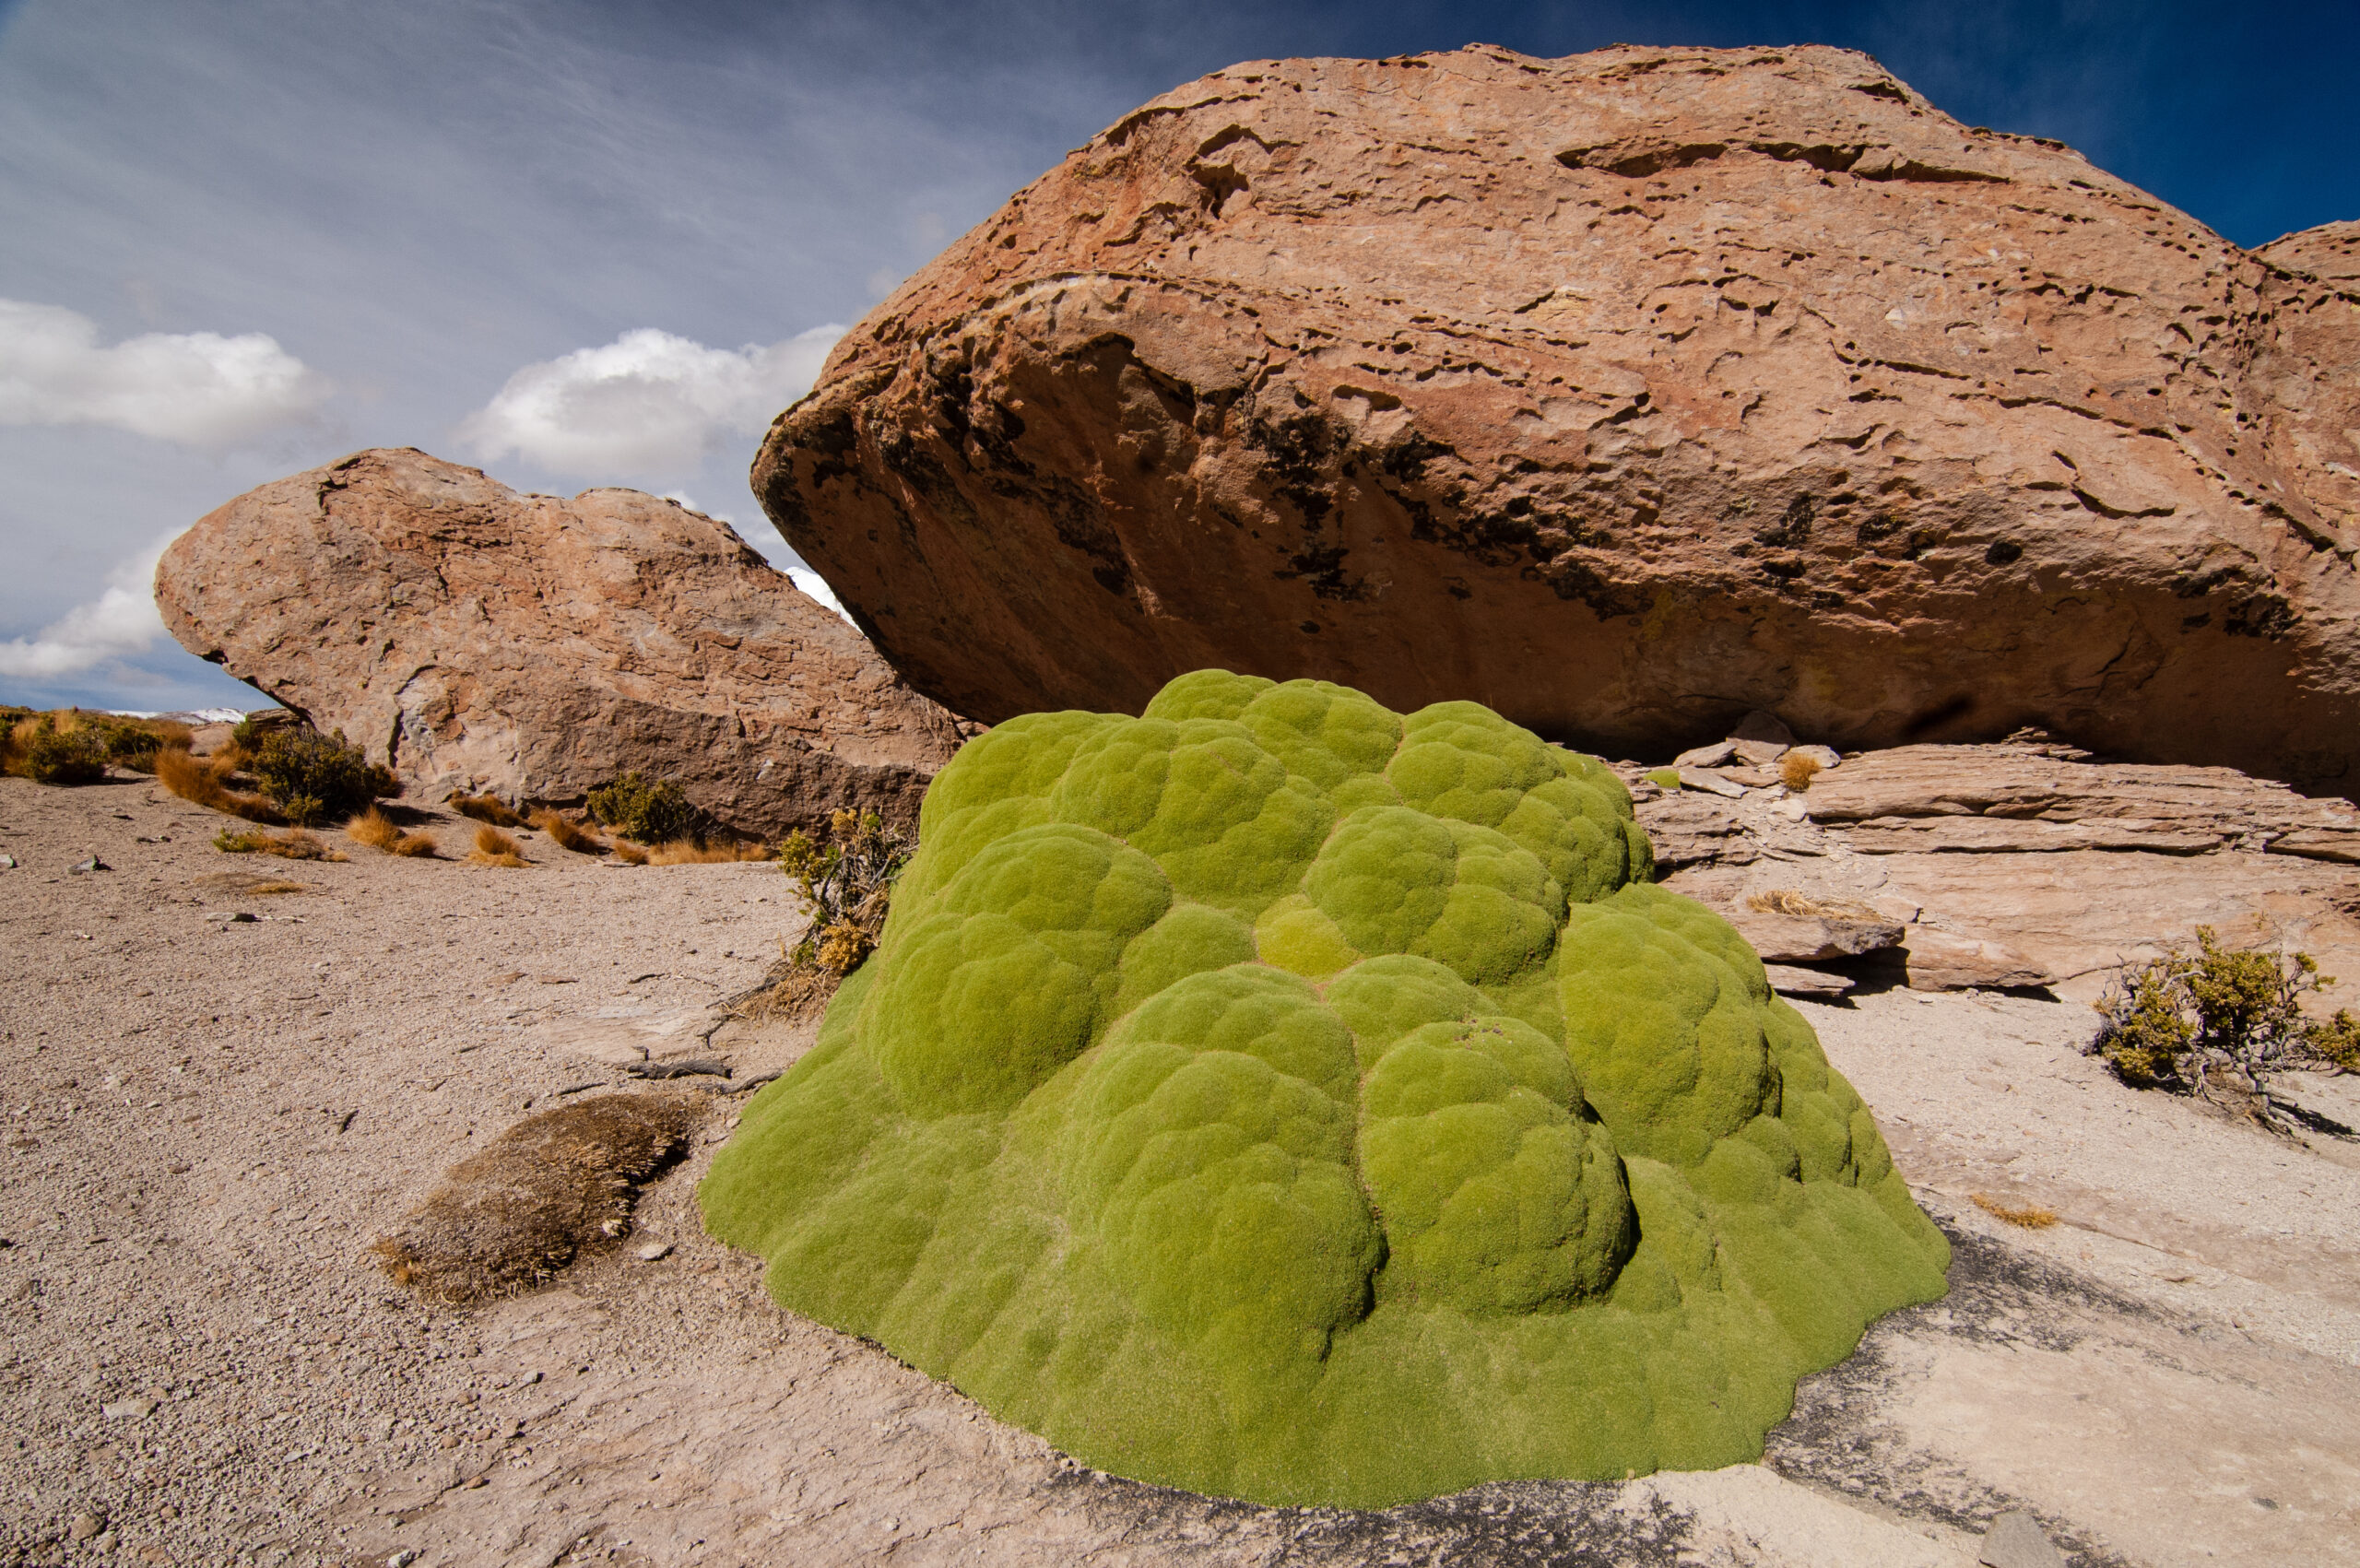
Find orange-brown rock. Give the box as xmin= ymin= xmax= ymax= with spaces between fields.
xmin=156 ymin=449 xmax=966 ymax=835
xmin=754 ymin=44 xmax=2360 ymax=795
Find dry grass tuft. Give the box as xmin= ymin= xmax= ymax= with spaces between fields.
xmin=215 ymin=827 xmax=342 ymax=861
xmin=466 ymin=823 xmax=529 ymax=867
xmin=157 ymin=745 xmax=281 ymax=822
xmin=646 ymin=837 xmax=773 ymax=866
xmin=610 ymin=839 xmax=649 ymax=866
xmin=347 ymin=807 xmax=400 ymax=851
xmin=370 ymin=1093 xmax=705 ymax=1303
xmin=1971 ymin=1192 xmax=2059 ymax=1229
xmin=532 ymin=809 xmax=608 ymax=855
xmin=348 ymin=807 xmax=438 ymax=857
xmin=451 ymin=793 xmax=529 ymax=829
xmin=1746 ymin=888 xmax=1887 ymax=922
xmin=1779 ymin=750 xmax=1823 ymax=791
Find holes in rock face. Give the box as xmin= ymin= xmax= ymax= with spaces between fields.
xmin=1753 ymin=494 xmax=1815 ymax=548
xmin=1985 ymin=540 xmax=2025 ymax=566
xmin=1299 ymin=620 xmax=1321 ymax=635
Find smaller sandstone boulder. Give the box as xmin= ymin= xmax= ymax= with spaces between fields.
xmin=157 ymin=450 xmax=966 ymax=837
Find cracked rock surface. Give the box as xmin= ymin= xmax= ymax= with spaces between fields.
xmin=754 ymin=44 xmax=2360 ymax=795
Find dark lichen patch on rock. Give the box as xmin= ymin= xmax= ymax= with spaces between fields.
xmin=700 ymin=671 xmax=1948 ymax=1507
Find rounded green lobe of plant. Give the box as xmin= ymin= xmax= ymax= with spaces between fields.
xmin=702 ymin=671 xmax=1948 ymax=1507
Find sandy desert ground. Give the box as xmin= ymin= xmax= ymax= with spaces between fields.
xmin=4 ymin=772 xmax=2357 ymax=1567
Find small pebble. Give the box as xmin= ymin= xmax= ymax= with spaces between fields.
xmin=636 ymin=1242 xmax=673 ymax=1261
xmin=67 ymin=1513 xmax=105 ymax=1542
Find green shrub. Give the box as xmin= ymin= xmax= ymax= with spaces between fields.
xmin=244 ymin=727 xmax=395 ymax=826
xmin=2094 ymin=926 xmax=2355 ymax=1112
xmin=16 ymin=716 xmax=110 ymax=785
xmin=1646 ymin=766 xmax=1682 ymax=790
xmin=586 ymin=772 xmax=707 ymax=843
xmin=778 ymin=808 xmax=914 ymax=974
xmin=700 ymin=670 xmax=1947 ymax=1507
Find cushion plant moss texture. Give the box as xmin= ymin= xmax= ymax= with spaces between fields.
xmin=701 ymin=671 xmax=1948 ymax=1506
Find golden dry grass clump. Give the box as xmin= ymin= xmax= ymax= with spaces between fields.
xmin=215 ymin=826 xmax=343 ymax=860
xmin=645 ymin=838 xmax=772 ymax=865
xmin=158 ymin=746 xmax=281 ymax=822
xmin=531 ymin=809 xmax=608 ymax=855
xmin=610 ymin=839 xmax=650 ymax=866
xmin=1745 ymin=888 xmax=1887 ymax=921
xmin=1779 ymin=750 xmax=1825 ymax=791
xmin=452 ymin=793 xmax=529 ymax=828
xmin=466 ymin=824 xmax=529 ymax=867
xmin=346 ymin=806 xmax=438 ymax=857
xmin=1972 ymin=1192 xmax=2059 ymax=1229
xmin=372 ymin=1093 xmax=705 ymax=1303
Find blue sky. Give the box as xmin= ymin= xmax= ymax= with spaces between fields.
xmin=2 ymin=0 xmax=2353 ymax=713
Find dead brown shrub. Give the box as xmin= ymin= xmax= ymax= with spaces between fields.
xmin=1779 ymin=750 xmax=1824 ymax=792
xmin=610 ymin=839 xmax=649 ymax=866
xmin=369 ymin=1093 xmax=704 ymax=1304
xmin=157 ymin=746 xmax=280 ymax=822
xmin=532 ymin=809 xmax=608 ymax=855
xmin=451 ymin=793 xmax=529 ymax=829
xmin=1746 ymin=888 xmax=1886 ymax=922
xmin=466 ymin=824 xmax=529 ymax=867
xmin=1971 ymin=1192 xmax=2059 ymax=1229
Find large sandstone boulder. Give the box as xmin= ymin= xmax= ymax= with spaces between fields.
xmin=753 ymin=44 xmax=2360 ymax=796
xmin=157 ymin=449 xmax=966 ymax=835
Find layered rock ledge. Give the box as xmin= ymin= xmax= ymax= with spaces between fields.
xmin=157 ymin=449 xmax=966 ymax=835
xmin=1637 ymin=737 xmax=2360 ymax=998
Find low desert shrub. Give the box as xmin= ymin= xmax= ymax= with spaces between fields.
xmin=348 ymin=807 xmax=437 ymax=857
xmin=2092 ymin=926 xmax=2354 ymax=1127
xmin=1779 ymin=750 xmax=1823 ymax=791
xmin=2316 ymin=1010 xmax=2360 ymax=1072
xmin=586 ymin=772 xmax=707 ymax=843
xmin=214 ymin=827 xmax=337 ymax=860
xmin=372 ymin=1092 xmax=703 ymax=1303
xmin=10 ymin=715 xmax=110 ymax=785
xmin=244 ymin=726 xmax=395 ymax=825
xmin=466 ymin=823 xmax=528 ymax=867
xmin=531 ymin=809 xmax=608 ymax=855
xmin=734 ymin=809 xmax=914 ymax=1021
xmin=451 ymin=793 xmax=529 ymax=829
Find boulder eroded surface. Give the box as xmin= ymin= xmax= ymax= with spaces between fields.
xmin=755 ymin=44 xmax=2360 ymax=794
xmin=157 ymin=449 xmax=965 ymax=835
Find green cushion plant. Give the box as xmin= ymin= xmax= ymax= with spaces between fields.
xmin=701 ymin=671 xmax=1947 ymax=1507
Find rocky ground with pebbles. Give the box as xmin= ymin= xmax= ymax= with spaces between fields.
xmin=3 ymin=772 xmax=2357 ymax=1567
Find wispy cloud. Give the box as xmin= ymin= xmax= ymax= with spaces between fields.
xmin=0 ymin=536 xmax=169 ymax=679
xmin=457 ymin=325 xmax=843 ymax=477
xmin=0 ymin=299 xmax=329 ymax=447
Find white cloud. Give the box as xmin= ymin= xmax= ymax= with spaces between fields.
xmin=457 ymin=324 xmax=844 ymax=477
xmin=0 ymin=299 xmax=330 ymax=447
xmin=0 ymin=538 xmax=170 ymax=679
xmin=786 ymin=565 xmax=854 ymax=624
